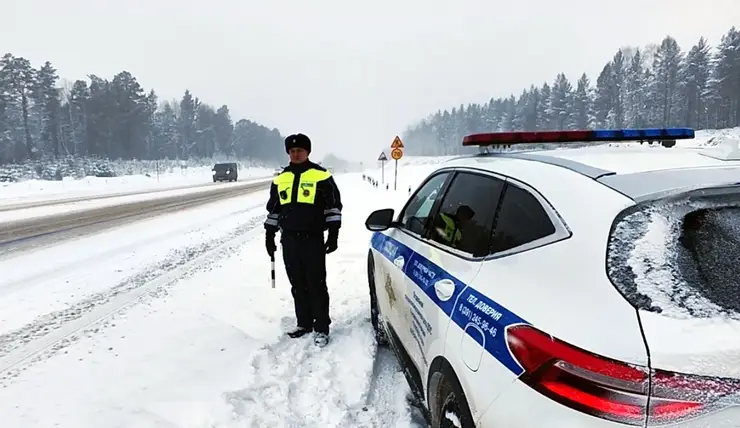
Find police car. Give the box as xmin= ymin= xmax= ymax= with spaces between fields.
xmin=365 ymin=128 xmax=740 ymax=427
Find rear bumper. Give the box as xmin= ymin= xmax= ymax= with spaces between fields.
xmin=478 ymin=382 xmax=740 ymax=427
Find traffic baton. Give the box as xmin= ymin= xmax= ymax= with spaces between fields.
xmin=270 ymin=254 xmax=276 ymax=288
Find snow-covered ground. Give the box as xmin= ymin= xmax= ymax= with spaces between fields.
xmin=689 ymin=127 xmax=740 ymax=147
xmin=0 ymin=165 xmax=274 ymax=206
xmin=0 ymin=163 xmax=439 ymax=428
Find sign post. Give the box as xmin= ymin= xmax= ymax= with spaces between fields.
xmin=377 ymin=151 xmax=387 ymax=183
xmin=390 ymin=136 xmax=404 ymax=190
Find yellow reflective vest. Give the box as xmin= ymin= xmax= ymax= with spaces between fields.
xmin=264 ymin=162 xmax=343 ymax=233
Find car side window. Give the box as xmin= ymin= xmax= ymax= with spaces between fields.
xmin=400 ymin=172 xmax=450 ymax=236
xmin=428 ymin=172 xmax=504 ymax=257
xmin=490 ymin=183 xmax=556 ymax=254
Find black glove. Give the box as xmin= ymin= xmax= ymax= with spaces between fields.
xmin=325 ymin=228 xmax=338 ymax=254
xmin=266 ymin=232 xmax=277 ymax=257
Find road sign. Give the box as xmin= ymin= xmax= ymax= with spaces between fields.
xmin=391 ymin=148 xmax=403 ymax=160
xmin=391 ymin=136 xmax=404 ymax=149
xmin=378 ymin=152 xmax=387 ymax=161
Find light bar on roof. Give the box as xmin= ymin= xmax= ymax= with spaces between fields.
xmin=461 ymin=128 xmax=695 ymax=146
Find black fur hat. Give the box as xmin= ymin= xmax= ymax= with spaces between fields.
xmin=285 ymin=133 xmax=311 ymax=154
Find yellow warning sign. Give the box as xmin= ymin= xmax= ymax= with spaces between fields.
xmin=391 ymin=136 xmax=404 ymax=149
xmin=391 ymin=148 xmax=403 ymax=160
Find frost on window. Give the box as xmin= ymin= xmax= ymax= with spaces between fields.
xmin=607 ymin=197 xmax=740 ymax=320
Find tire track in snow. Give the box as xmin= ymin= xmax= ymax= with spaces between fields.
xmin=0 ymin=200 xmax=265 ymax=296
xmin=0 ymin=206 xmax=267 ymax=383
xmin=359 ymin=346 xmax=428 ymax=427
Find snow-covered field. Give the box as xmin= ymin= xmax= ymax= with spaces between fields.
xmin=0 ymin=164 xmax=438 ymax=428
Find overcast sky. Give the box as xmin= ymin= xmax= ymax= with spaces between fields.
xmin=2 ymin=0 xmax=739 ymax=161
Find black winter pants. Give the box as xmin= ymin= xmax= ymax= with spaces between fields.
xmin=281 ymin=231 xmax=331 ymax=333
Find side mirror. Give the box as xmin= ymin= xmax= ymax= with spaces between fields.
xmin=365 ymin=208 xmax=395 ymax=232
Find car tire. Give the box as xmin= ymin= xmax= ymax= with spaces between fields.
xmin=429 ymin=365 xmax=476 ymax=428
xmin=367 ymin=251 xmax=389 ymax=346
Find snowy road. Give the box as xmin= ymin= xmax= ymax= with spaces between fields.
xmin=0 ymin=166 xmax=274 ymax=207
xmin=0 ymin=169 xmax=435 ymax=428
xmin=0 ymin=179 xmax=267 ymax=212
xmin=0 ymin=180 xmax=272 ymax=258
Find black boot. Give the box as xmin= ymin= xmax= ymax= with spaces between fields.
xmin=287 ymin=326 xmax=313 ymax=338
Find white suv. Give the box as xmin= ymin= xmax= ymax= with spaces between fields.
xmin=365 ymin=129 xmax=740 ymax=427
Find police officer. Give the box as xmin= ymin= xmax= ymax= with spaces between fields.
xmin=264 ymin=133 xmax=342 ymax=347
xmin=434 ymin=205 xmax=475 ymax=247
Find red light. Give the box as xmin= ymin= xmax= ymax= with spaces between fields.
xmin=506 ymin=325 xmax=739 ymax=425
xmin=542 ymin=382 xmax=643 ymax=418
xmin=462 ymin=130 xmax=593 ymax=146
xmin=652 ymin=401 xmax=702 ymax=419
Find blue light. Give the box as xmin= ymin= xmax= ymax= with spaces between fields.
xmin=592 ymin=129 xmax=617 ymax=139
xmin=665 ymin=127 xmax=695 ymax=137
xmin=590 ymin=128 xmax=694 ymax=141
xmin=462 ymin=128 xmax=695 ymax=147
xmin=621 ymin=129 xmax=642 ymax=138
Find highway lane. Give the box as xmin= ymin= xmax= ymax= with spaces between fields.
xmin=0 ymin=180 xmax=271 ymax=259
xmin=0 ymin=175 xmax=273 ymax=212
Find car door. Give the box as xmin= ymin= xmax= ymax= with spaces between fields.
xmin=452 ymin=177 xmax=571 ymax=421
xmin=372 ymin=171 xmax=453 ymax=351
xmin=401 ymin=170 xmax=505 ymax=375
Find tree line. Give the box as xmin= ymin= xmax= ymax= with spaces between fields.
xmin=0 ymin=54 xmax=286 ymax=166
xmin=402 ymin=27 xmax=740 ymax=155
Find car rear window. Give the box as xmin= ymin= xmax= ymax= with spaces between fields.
xmin=607 ymin=188 xmax=740 ymax=319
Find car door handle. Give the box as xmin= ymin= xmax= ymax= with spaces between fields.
xmin=434 ymin=279 xmax=456 ymax=302
xmin=393 ymin=256 xmax=405 ymax=268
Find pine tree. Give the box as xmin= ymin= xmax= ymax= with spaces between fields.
xmin=401 ymin=26 xmax=740 ymax=155
xmin=550 ymin=73 xmax=573 ymax=130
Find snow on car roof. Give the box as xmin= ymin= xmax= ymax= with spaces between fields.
xmin=447 ymin=144 xmax=740 ymax=176
xmin=534 ymin=144 xmax=740 ymax=174
xmin=443 ymin=143 xmax=740 ymax=202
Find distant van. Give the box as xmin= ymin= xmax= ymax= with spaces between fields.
xmin=212 ymin=162 xmax=238 ymax=182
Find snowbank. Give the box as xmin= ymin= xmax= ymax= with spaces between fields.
xmin=693 ymin=127 xmax=740 ymax=148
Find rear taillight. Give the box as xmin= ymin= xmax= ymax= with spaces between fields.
xmin=506 ymin=325 xmax=740 ymax=425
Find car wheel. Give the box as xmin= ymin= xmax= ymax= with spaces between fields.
xmin=429 ymin=365 xmax=476 ymax=428
xmin=367 ymin=251 xmax=388 ymax=346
